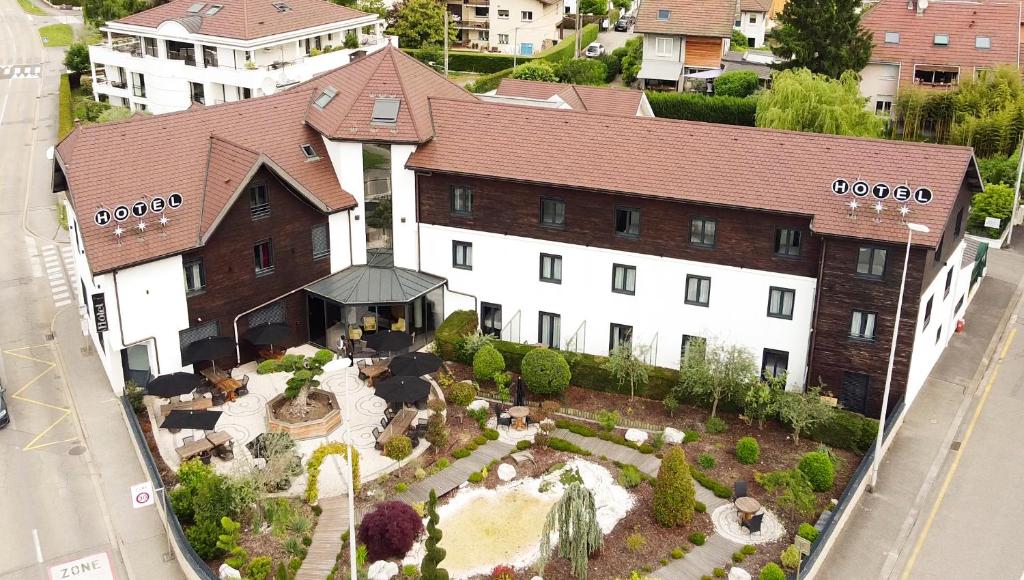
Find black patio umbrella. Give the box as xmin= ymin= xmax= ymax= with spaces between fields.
xmin=145 ymin=372 xmax=204 ymax=398
xmin=243 ymin=322 xmax=292 ymax=350
xmin=364 ymin=330 xmax=413 ymax=354
xmin=388 ymin=352 xmax=442 ymax=377
xmin=373 ymin=376 xmax=430 ymax=404
xmin=182 ymin=336 xmax=236 ymax=368
xmin=246 ymin=432 xmax=295 ymax=459
xmin=160 ymin=409 xmax=222 ymax=430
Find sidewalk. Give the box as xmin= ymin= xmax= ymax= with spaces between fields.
xmin=52 ymin=307 xmax=186 ymax=580
xmin=819 ymin=236 xmax=1024 ymax=579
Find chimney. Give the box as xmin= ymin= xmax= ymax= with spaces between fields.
xmin=907 ymin=0 xmax=916 ymax=11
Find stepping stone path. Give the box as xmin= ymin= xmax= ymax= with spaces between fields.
xmin=394 ymin=440 xmax=515 ymax=505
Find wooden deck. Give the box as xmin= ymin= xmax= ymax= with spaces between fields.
xmin=294 ymin=496 xmax=358 ymax=580
xmin=394 ymin=440 xmax=515 ymax=505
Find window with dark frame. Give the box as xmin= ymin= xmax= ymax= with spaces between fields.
xmin=540 ymin=197 xmax=565 ymax=227
xmin=452 ymin=241 xmax=472 ymax=270
xmin=954 ymin=207 xmax=964 ymax=237
xmin=481 ymin=302 xmax=502 ymax=337
xmin=312 ymin=224 xmax=330 ymax=260
xmin=614 ymin=207 xmax=640 ymax=237
xmin=183 ymin=258 xmax=205 ymax=294
xmin=609 ymin=323 xmax=633 ymax=351
xmin=856 ymin=247 xmax=887 ymax=278
xmin=767 ymin=287 xmax=795 ymax=319
xmin=539 ymin=253 xmax=562 ymax=283
xmin=774 ymin=228 xmax=801 ymax=256
xmin=944 ymin=267 xmax=954 ymax=297
xmin=685 ymin=275 xmax=710 ymax=306
xmin=538 ymin=311 xmax=561 ymax=349
xmin=936 ymin=325 xmax=942 ymax=344
xmin=761 ymin=349 xmax=789 ymax=378
xmin=689 ymin=217 xmax=717 ymax=247
xmin=300 ymin=144 xmax=319 ymax=160
xmin=849 ymin=310 xmax=877 ymax=340
xmin=450 ymin=186 xmax=472 ymax=216
xmin=612 ymin=264 xmax=636 ymax=295
xmin=249 ymin=183 xmax=270 ymax=219
xmin=253 ymin=239 xmax=274 ymax=276
xmin=924 ymin=295 xmax=933 ymax=327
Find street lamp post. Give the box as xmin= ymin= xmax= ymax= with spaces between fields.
xmin=868 ymin=222 xmax=929 ymax=492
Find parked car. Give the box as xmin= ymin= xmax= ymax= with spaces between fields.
xmin=584 ymin=42 xmax=605 ymax=57
xmin=614 ymin=18 xmax=630 ymax=31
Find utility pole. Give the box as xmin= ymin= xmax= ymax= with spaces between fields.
xmin=513 ymin=28 xmax=519 ymax=67
xmin=575 ymin=10 xmax=581 ymax=58
xmin=443 ymin=8 xmax=449 ymax=76
xmin=1007 ymin=137 xmax=1024 ymax=246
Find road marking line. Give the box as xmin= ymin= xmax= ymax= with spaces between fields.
xmin=32 ymin=529 xmax=42 ymax=563
xmin=1 ymin=347 xmax=77 ymax=450
xmin=54 ymin=300 xmax=71 ymax=307
xmin=900 ymin=327 xmax=1018 ymax=579
xmin=0 ymin=92 xmax=7 ymax=128
xmin=52 ymin=293 xmax=69 ymax=301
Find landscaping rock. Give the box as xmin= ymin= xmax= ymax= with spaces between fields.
xmin=625 ymin=428 xmax=648 ymax=444
xmin=498 ymin=463 xmax=517 ymax=481
xmin=218 ymin=564 xmax=242 ymax=580
xmin=367 ymin=560 xmax=399 ymax=580
xmin=728 ymin=567 xmax=751 ymax=580
xmin=663 ymin=427 xmax=685 ymax=444
xmin=467 ymin=399 xmax=489 ymax=412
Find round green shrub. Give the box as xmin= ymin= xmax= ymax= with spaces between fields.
xmin=732 ymin=551 xmax=745 ymax=563
xmin=798 ymin=451 xmax=835 ymax=491
xmin=311 ymin=505 xmax=323 ymax=517
xmin=697 ymin=453 xmax=716 ymax=469
xmin=671 ymin=547 xmax=685 ymax=559
xmin=759 ymin=563 xmax=785 ymax=580
xmin=516 ymin=440 xmax=532 ymax=450
xmin=521 ymin=348 xmax=571 ymax=396
xmin=736 ymin=436 xmax=761 ymax=464
xmin=473 ymin=345 xmax=505 ymax=382
xmin=185 ymin=519 xmax=225 ymax=559
xmin=394 ymin=482 xmax=409 ymax=493
xmin=483 ymin=428 xmax=500 ymax=440
xmin=695 ymin=501 xmax=706 ymax=513
xmin=684 ymin=431 xmax=701 ymax=444
xmin=452 ymin=448 xmax=471 ymax=459
xmin=741 ymin=544 xmax=757 ymax=555
xmin=384 ymin=436 xmax=413 ymax=461
xmin=713 ymin=568 xmax=726 ymax=578
xmin=781 ymin=544 xmax=801 ymax=570
xmin=638 ymin=443 xmax=655 ymax=454
xmin=798 ymin=522 xmax=819 ymax=542
xmin=688 ymin=532 xmax=706 ymax=546
xmin=473 ymin=435 xmax=488 ymax=445
xmin=302 ymin=535 xmax=313 ymax=547
xmin=653 ymin=447 xmax=696 ymax=527
xmin=448 ymin=381 xmax=477 ymax=407
xmin=705 ymin=417 xmax=728 ymax=434
xmin=468 ymin=471 xmax=484 ymax=483
xmin=465 ymin=441 xmax=478 ymax=451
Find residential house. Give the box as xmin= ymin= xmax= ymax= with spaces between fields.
xmin=89 ymin=0 xmax=388 ymax=114
xmin=859 ymin=0 xmax=1021 ymax=115
xmin=485 ymin=78 xmax=655 ymax=115
xmin=736 ymin=0 xmax=770 ymax=48
xmin=489 ymin=0 xmax=565 ymax=55
xmin=633 ymin=0 xmax=735 ymax=90
xmin=57 ymin=46 xmax=984 ymax=420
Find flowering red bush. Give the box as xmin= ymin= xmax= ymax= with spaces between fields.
xmin=356 ymin=501 xmax=424 ymax=562
xmin=491 ymin=565 xmax=515 ymax=580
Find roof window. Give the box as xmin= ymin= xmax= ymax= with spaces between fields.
xmin=300 ymin=144 xmax=319 ymax=159
xmin=884 ymin=31 xmax=899 ymax=44
xmin=371 ymin=97 xmax=401 ymax=125
xmin=187 ymin=2 xmax=206 ymax=12
xmin=272 ymin=2 xmax=291 ymax=12
xmin=657 ymin=8 xmax=670 ymax=19
xmin=313 ymin=86 xmax=337 ymax=109
xmin=933 ymin=33 xmax=949 ymax=46
xmin=976 ymin=36 xmax=991 ymax=49
xmin=205 ymin=3 xmax=222 ymax=14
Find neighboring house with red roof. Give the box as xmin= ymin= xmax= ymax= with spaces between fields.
xmin=859 ymin=0 xmax=1022 ymax=114
xmin=57 ymin=45 xmax=984 ymax=420
xmin=89 ymin=0 xmax=387 ymax=114
xmin=633 ymin=0 xmax=736 ymax=90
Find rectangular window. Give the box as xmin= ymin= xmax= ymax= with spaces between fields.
xmin=685 ymin=275 xmax=711 ymax=307
xmin=657 ymin=8 xmax=670 ymax=19
xmin=540 ymin=197 xmax=565 ymax=227
xmin=849 ymin=310 xmax=877 ymax=340
xmin=538 ymin=311 xmax=561 ymax=349
xmin=975 ymin=36 xmax=991 ymax=49
xmin=767 ymin=287 xmax=795 ymax=319
xmin=498 ymin=9 xmax=509 ymax=18
xmin=689 ymin=217 xmax=717 ymax=247
xmin=944 ymin=267 xmax=954 ymax=298
xmin=856 ymin=247 xmax=886 ymax=278
xmin=875 ymin=99 xmax=893 ymax=115
xmin=540 ymin=253 xmax=562 ymax=284
xmin=612 ymin=264 xmax=636 ymax=295
xmin=312 ymin=223 xmax=330 ymax=260
xmin=132 ymin=72 xmax=146 ymax=98
xmin=955 ymin=294 xmax=965 ymax=314
xmin=143 ymin=37 xmax=158 ymax=57
xmin=452 ymin=241 xmax=473 ymax=270
xmin=609 ymin=323 xmax=633 ymax=352
xmin=774 ymin=228 xmax=802 ymax=256
xmin=924 ymin=295 xmax=933 ymax=327
xmin=474 ymin=6 xmax=488 ymax=16
xmin=615 ymin=207 xmax=640 ymax=237
xmin=479 ymin=30 xmax=489 ymax=41
xmin=936 ymin=325 xmax=942 ymax=344
xmin=954 ymin=207 xmax=964 ymax=237
xmin=249 ymin=183 xmax=270 ymax=219
xmin=761 ymin=349 xmax=789 ymax=378
xmin=934 ymin=34 xmax=949 ymax=46
xmin=655 ymin=37 xmax=672 ymax=56
xmin=521 ymin=10 xmax=532 ymax=20
xmin=183 ymin=258 xmax=205 ymax=294
xmin=450 ymin=185 xmax=472 ymax=216
xmin=481 ymin=302 xmax=502 ymax=337
xmin=884 ymin=31 xmax=900 ymax=44
xmin=301 ymin=144 xmax=319 ymax=160
xmin=749 ymin=14 xmax=756 ymax=23
xmin=253 ymin=239 xmax=274 ymax=276
xmin=498 ymin=33 xmax=509 ymax=44
xmin=681 ymin=334 xmax=705 ymax=361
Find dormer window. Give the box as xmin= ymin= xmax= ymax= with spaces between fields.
xmin=205 ymin=4 xmax=222 ymax=14
xmin=976 ymin=36 xmax=991 ymax=49
xmin=657 ymin=8 xmax=670 ymax=19
xmin=300 ymin=144 xmax=319 ymax=160
xmin=933 ymin=33 xmax=949 ymax=46
xmin=314 ymin=86 xmax=337 ymax=109
xmin=884 ymin=31 xmax=899 ymax=44
xmin=187 ymin=2 xmax=206 ymax=12
xmin=371 ymin=97 xmax=400 ymax=125
xmin=272 ymin=1 xmax=291 ymax=12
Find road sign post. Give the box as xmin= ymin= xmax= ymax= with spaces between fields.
xmin=131 ymin=481 xmax=155 ymax=509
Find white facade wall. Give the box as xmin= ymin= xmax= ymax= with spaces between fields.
xmin=859 ymin=62 xmax=900 ymax=113
xmin=643 ymin=34 xmax=682 ymax=62
xmin=738 ymin=11 xmax=766 ymax=48
xmin=390 ymin=145 xmax=420 ymax=270
xmin=321 ymin=138 xmax=368 ymax=265
xmin=489 ymin=0 xmax=564 ymax=56
xmin=905 ymin=240 xmax=967 ymax=404
xmin=328 ymin=209 xmax=354 ymax=273
xmin=420 ymin=224 xmax=816 ymax=391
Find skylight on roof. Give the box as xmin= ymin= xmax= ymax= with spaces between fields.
xmin=205 ymin=4 xmax=223 ymax=14
xmin=657 ymin=9 xmax=670 ymax=20
xmin=371 ymin=97 xmax=401 ymax=125
xmin=187 ymin=2 xmax=206 ymax=13
xmin=272 ymin=1 xmax=291 ymax=12
xmin=314 ymin=86 xmax=337 ymax=109
xmin=301 ymin=144 xmax=319 ymax=160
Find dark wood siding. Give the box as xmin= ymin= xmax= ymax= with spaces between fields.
xmin=416 ymin=173 xmax=821 ymax=277
xmin=184 ymin=166 xmax=331 ymax=363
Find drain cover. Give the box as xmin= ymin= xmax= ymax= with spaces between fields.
xmin=44 ymin=332 xmax=54 ymax=341
xmin=68 ymin=445 xmax=87 ymax=455
xmin=950 ymin=441 xmax=962 ymax=451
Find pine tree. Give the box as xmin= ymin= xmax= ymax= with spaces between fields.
xmin=538 ymin=482 xmax=603 ymax=580
xmin=769 ymin=0 xmax=873 ymax=79
xmin=420 ymin=489 xmax=449 ymax=580
xmin=652 ymin=447 xmax=696 ymax=527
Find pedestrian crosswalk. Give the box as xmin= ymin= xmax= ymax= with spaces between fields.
xmin=39 ymin=243 xmax=77 ymax=308
xmin=0 ymin=65 xmax=42 ymax=80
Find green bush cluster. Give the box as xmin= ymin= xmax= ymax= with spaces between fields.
xmin=688 ymin=532 xmax=706 ymax=546
xmin=468 ymin=471 xmax=484 ymax=483
xmin=694 ymin=501 xmax=706 ymax=513
xmin=384 ymin=436 xmax=414 ymax=461
xmin=452 ymin=448 xmax=471 ymax=459
xmin=435 ymin=309 xmax=478 ymax=361
xmin=58 ymin=74 xmax=74 ymax=139
xmin=473 ymin=345 xmax=505 ymax=382
xmin=534 ymin=23 xmax=599 ymax=62
xmin=547 ymin=437 xmax=592 ymax=455
xmin=798 ymin=522 xmax=819 ymax=542
xmin=556 ymin=419 xmax=598 ymax=437
xmin=448 ymin=381 xmax=477 ymax=407
xmin=521 ymin=348 xmax=571 ymax=395
xmin=671 ymin=547 xmax=685 ymax=559
xmin=697 ymin=453 xmax=716 ymax=469
xmin=516 ymin=440 xmax=532 ymax=450
xmin=473 ymin=435 xmax=487 ymax=446
xmin=467 ymin=68 xmax=515 ymax=93
xmin=618 ymin=464 xmax=644 ymax=488
xmin=735 ymin=437 xmax=761 ymax=464
xmin=781 ymin=544 xmax=801 ymax=570
xmin=647 ymin=92 xmax=759 ymax=126
xmin=691 ymin=468 xmax=732 ymax=499
xmin=759 ymin=563 xmax=785 ymax=580
xmin=714 ymin=70 xmax=759 ymax=97
xmin=405 ymin=48 xmax=529 ymax=73
xmin=483 ymin=428 xmax=500 ymax=440
xmin=704 ymin=417 xmax=728 ymax=434
xmin=797 ymin=451 xmax=836 ymax=492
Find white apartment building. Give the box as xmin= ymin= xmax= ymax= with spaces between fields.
xmin=735 ymin=0 xmax=769 ymax=48
xmin=89 ymin=0 xmax=388 ymax=114
xmin=488 ymin=0 xmax=564 ymax=55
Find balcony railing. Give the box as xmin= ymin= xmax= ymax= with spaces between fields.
xmin=168 ymin=48 xmax=197 ymax=66
xmin=110 ymin=80 xmax=128 ymax=89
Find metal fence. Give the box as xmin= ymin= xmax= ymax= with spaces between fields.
xmin=120 ymin=396 xmax=218 ymax=580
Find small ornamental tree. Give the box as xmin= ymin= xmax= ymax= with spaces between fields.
xmin=521 ymin=348 xmax=571 ymax=396
xmin=284 ymin=349 xmax=334 ymax=417
xmin=775 ymin=386 xmax=835 ymax=444
xmin=473 ymin=345 xmax=505 ymax=382
xmin=744 ymin=372 xmax=786 ymax=429
xmin=420 ymin=490 xmax=450 ymax=580
xmin=714 ymin=70 xmax=759 ymax=97
xmin=64 ymin=42 xmax=90 ymax=75
xmin=652 ymin=447 xmax=696 ymax=527
xmin=389 ymin=0 xmax=457 ymax=49
xmin=602 ymin=343 xmax=651 ymax=401
xmin=357 ymin=501 xmax=425 ymax=562
xmin=678 ymin=339 xmax=757 ymax=419
xmin=425 ymin=411 xmax=449 ymax=454
xmin=538 ymin=482 xmax=603 ymax=579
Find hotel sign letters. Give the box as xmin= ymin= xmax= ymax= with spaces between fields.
xmin=94 ymin=192 xmax=183 ymax=226
xmin=831 ymin=178 xmax=932 ymax=204
xmin=92 ymin=293 xmax=108 ymax=333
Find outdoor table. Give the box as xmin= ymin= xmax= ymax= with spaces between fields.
xmin=508 ymin=406 xmax=530 ymax=430
xmin=361 ymin=364 xmax=389 ymax=387
xmin=735 ymin=496 xmax=761 ymax=522
xmin=176 ymin=438 xmax=214 ymax=462
xmin=206 ymin=431 xmax=234 ymax=459
xmin=379 ymin=408 xmax=416 ymax=447
xmin=160 ymin=396 xmax=213 ymax=417
xmin=199 ymin=367 xmax=230 ymax=384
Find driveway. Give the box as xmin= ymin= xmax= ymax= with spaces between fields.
xmin=597 ymin=29 xmax=637 ymax=53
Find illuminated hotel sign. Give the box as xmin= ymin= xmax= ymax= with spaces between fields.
xmin=94 ymin=193 xmax=183 ymax=228
xmin=831 ymin=179 xmax=933 ymax=204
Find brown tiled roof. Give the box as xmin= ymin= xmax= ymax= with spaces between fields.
xmin=304 ymin=45 xmax=476 ymax=143
xmin=495 ymin=78 xmax=645 ymax=116
xmin=409 ymin=98 xmax=980 ymax=247
xmin=634 ymin=0 xmax=735 ymax=37
xmin=56 ymin=90 xmax=353 ymax=274
xmin=863 ymin=0 xmax=1021 ymax=84
xmin=740 ymin=0 xmax=769 ymax=12
xmin=114 ymin=0 xmax=370 ymax=41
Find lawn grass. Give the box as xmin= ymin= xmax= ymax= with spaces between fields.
xmin=58 ymin=74 xmax=73 ymax=139
xmin=39 ymin=23 xmax=73 ymax=47
xmin=16 ymin=0 xmax=47 ymax=16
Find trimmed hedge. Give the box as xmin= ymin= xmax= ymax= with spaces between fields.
xmin=468 ymin=67 xmax=515 ymax=93
xmin=646 ymin=92 xmax=759 ymax=126
xmin=808 ymin=408 xmax=878 ymax=453
xmin=58 ymin=74 xmax=73 ymax=140
xmin=691 ymin=468 xmax=731 ymax=499
xmin=435 ymin=309 xmax=478 ymax=361
xmin=402 ymin=48 xmax=530 ymax=73
xmin=535 ymin=23 xmax=600 ymax=62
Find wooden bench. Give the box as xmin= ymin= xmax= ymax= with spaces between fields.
xmin=160 ymin=396 xmax=213 ymax=417
xmin=176 ymin=438 xmax=214 ymax=462
xmin=377 ymin=408 xmax=416 ymax=448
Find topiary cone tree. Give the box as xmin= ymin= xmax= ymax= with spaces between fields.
xmin=652 ymin=446 xmax=696 ymax=527
xmin=420 ymin=489 xmax=449 ymax=580
xmin=285 ymin=349 xmax=334 ymax=417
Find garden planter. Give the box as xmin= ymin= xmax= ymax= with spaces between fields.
xmin=266 ymin=389 xmax=342 ymax=440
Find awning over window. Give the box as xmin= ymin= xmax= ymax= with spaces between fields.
xmin=305 ymin=265 xmax=445 ymax=304
xmin=687 ymin=68 xmax=723 ymax=79
xmin=637 ymin=59 xmax=684 ymax=81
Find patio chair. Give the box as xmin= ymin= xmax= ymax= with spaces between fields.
xmin=733 ymin=480 xmax=748 ymax=500
xmin=391 ymin=317 xmax=406 ymax=332
xmin=362 ymin=315 xmax=377 ymax=333
xmin=415 ymin=398 xmax=428 ymax=411
xmin=236 ymin=375 xmax=250 ymax=397
xmin=385 ymin=407 xmax=396 ymax=419
xmin=417 ymin=417 xmax=428 ymax=428
xmin=497 ymin=413 xmax=512 ymax=431
xmin=408 ymin=434 xmax=420 ymax=448
xmin=372 ymin=427 xmax=383 ymax=450
xmin=742 ymin=513 xmax=764 ymax=536
xmin=182 ymin=435 xmax=194 ymax=445
xmin=348 ymin=325 xmax=363 ymax=340
xmin=381 ymin=416 xmax=390 ymax=429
